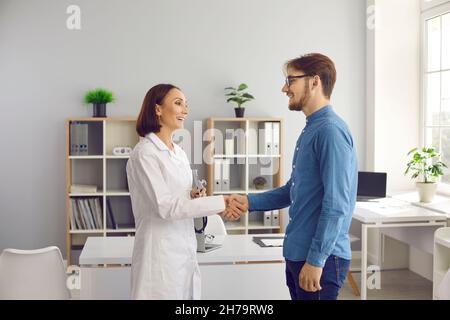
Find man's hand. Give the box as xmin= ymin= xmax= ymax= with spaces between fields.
xmin=299 ymin=263 xmax=323 ymax=292
xmin=222 ymin=194 xmax=248 ymax=221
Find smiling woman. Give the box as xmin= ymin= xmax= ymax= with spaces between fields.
xmin=126 ymin=84 xmax=236 ymax=300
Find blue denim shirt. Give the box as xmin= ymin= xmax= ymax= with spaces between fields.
xmin=248 ymin=106 xmax=358 ymax=267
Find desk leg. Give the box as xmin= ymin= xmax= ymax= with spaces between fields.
xmin=361 ymin=224 xmax=368 ymax=300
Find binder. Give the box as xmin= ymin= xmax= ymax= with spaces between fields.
xmin=236 ymin=129 xmax=246 ymax=155
xmin=88 ymin=198 xmax=101 ymax=229
xmin=93 ymin=198 xmax=103 ymax=229
xmin=106 ymin=198 xmax=117 ymax=229
xmin=70 ymin=199 xmax=77 ymax=230
xmin=271 ymin=210 xmax=279 ymax=226
xmin=247 ymin=122 xmax=258 ymax=155
xmin=222 ymin=159 xmax=230 ymax=191
xmin=214 ymin=159 xmax=222 ymax=192
xmin=225 ymin=130 xmax=235 ymax=155
xmin=272 ymin=122 xmax=280 ymax=155
xmin=76 ymin=199 xmax=87 ymax=229
xmin=259 ymin=122 xmax=273 ymax=155
xmin=81 ymin=199 xmax=95 ymax=229
xmin=263 ymin=211 xmax=272 ymax=226
xmin=79 ymin=123 xmax=88 ymax=156
xmin=70 ymin=122 xmax=78 ymax=155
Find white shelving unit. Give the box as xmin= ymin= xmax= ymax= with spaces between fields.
xmin=433 ymin=227 xmax=450 ymax=300
xmin=206 ymin=117 xmax=285 ymax=235
xmin=66 ymin=118 xmax=139 ymax=265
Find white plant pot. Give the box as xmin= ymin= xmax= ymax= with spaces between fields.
xmin=416 ymin=182 xmax=437 ymax=203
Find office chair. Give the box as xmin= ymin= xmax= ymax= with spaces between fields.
xmin=0 ymin=246 xmax=71 ymax=299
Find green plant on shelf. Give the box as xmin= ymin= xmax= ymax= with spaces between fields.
xmin=224 ymin=83 xmax=255 ymax=109
xmin=84 ymin=88 xmax=115 ymax=104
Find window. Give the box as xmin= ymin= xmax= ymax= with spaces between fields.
xmin=422 ymin=3 xmax=450 ymax=187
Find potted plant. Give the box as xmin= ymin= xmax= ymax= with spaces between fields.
xmin=404 ymin=147 xmax=447 ymax=203
xmin=84 ymin=88 xmax=115 ymax=118
xmin=224 ymin=83 xmax=255 ymax=118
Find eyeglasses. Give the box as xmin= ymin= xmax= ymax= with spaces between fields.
xmin=285 ymin=74 xmax=311 ymax=87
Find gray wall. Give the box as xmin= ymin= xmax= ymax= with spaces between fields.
xmin=0 ymin=0 xmax=366 ymax=258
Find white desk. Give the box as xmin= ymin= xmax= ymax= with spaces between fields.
xmin=79 ymin=234 xmax=290 ymax=300
xmin=353 ymin=197 xmax=449 ymax=300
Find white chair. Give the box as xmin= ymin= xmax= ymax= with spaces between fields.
xmin=0 ymin=246 xmax=70 ymax=300
xmin=204 ymin=214 xmax=227 ymax=235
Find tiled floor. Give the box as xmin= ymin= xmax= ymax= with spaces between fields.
xmin=70 ymin=269 xmax=433 ymax=300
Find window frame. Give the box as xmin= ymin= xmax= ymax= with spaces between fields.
xmin=421 ymin=1 xmax=450 ymax=195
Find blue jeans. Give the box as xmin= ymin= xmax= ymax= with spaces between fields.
xmin=285 ymin=255 xmax=350 ymax=300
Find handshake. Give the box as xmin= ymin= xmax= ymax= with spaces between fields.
xmin=222 ymin=195 xmax=249 ymax=221
xmin=190 ymin=187 xmax=249 ymax=221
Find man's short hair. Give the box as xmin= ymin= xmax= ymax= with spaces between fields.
xmin=286 ymin=53 xmax=337 ymax=99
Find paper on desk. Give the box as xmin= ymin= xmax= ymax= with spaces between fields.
xmin=261 ymin=239 xmax=284 ymax=247
xmin=357 ymin=199 xmax=412 ymax=216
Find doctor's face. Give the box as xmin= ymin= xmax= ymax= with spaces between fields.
xmin=156 ymin=88 xmax=189 ymax=131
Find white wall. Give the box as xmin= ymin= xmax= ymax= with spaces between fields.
xmin=367 ymin=0 xmax=421 ymax=193
xmin=365 ymin=0 xmax=445 ymax=281
xmin=0 ymin=0 xmax=366 ymax=258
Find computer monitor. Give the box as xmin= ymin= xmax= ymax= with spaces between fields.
xmin=357 ymin=172 xmax=387 ymax=201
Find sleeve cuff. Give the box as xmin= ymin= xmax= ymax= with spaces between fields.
xmin=306 ymin=250 xmax=329 ymax=268
xmin=247 ymin=193 xmax=258 ymax=212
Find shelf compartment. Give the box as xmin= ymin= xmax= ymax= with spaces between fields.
xmin=248 ymin=210 xmax=280 ymax=229
xmin=69 ymin=197 xmax=104 ymax=231
xmin=105 ymin=120 xmax=139 ymax=156
xmin=69 ymin=120 xmax=103 ymax=156
xmin=106 ymin=158 xmax=129 ymax=193
xmin=105 ymin=196 xmax=135 ymax=230
xmin=210 ymin=121 xmax=246 ymax=156
xmin=248 ymin=158 xmax=280 ymax=191
xmin=70 ymin=159 xmax=104 ymax=192
xmin=247 ymin=120 xmax=281 ymax=156
xmin=212 ymin=158 xmax=246 ymax=193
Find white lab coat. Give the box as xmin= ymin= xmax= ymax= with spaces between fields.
xmin=126 ymin=133 xmax=225 ymax=300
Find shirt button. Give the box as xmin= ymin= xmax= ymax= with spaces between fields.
xmin=293 ymin=165 xmax=296 ymax=169
xmin=302 ymin=130 xmax=305 ymax=133
xmin=291 ymin=200 xmax=294 ymax=204
xmin=289 ymin=218 xmax=292 ymax=222
xmin=296 ymin=147 xmax=299 ymax=151
xmin=292 ymin=182 xmax=295 ymax=186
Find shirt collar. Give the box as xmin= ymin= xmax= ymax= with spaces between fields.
xmin=306 ymin=105 xmax=332 ymax=124
xmin=147 ymin=132 xmax=170 ymax=152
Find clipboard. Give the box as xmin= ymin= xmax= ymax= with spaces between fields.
xmin=253 ymin=236 xmax=284 ymax=248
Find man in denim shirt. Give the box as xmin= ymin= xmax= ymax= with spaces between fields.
xmin=225 ymin=53 xmax=358 ymax=300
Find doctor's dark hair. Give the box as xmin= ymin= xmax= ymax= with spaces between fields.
xmin=285 ymin=53 xmax=337 ymax=99
xmin=136 ymin=84 xmax=180 ymax=137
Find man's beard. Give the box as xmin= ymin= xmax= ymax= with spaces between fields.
xmin=289 ymin=83 xmax=310 ymax=111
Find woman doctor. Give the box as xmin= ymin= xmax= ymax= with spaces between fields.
xmin=126 ymin=84 xmax=242 ymax=300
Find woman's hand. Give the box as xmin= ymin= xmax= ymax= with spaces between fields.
xmin=190 ymin=187 xmax=207 ymax=199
